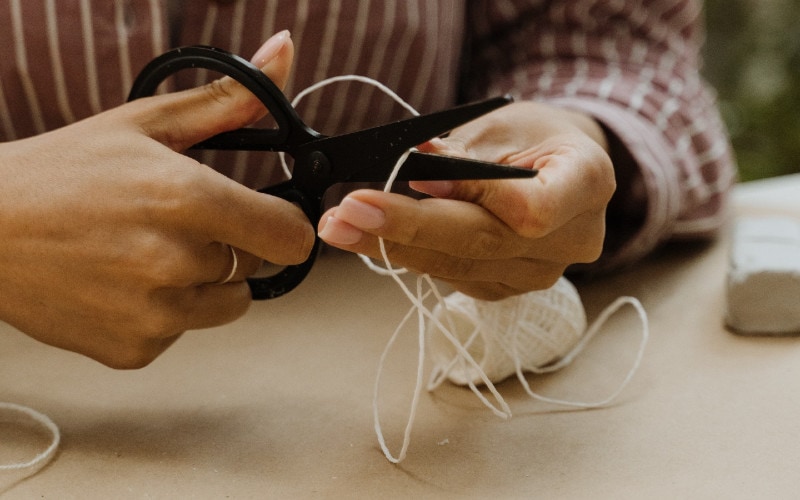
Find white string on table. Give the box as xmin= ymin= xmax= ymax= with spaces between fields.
xmin=0 ymin=401 xmax=60 ymax=479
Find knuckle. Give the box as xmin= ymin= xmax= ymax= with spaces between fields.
xmin=167 ymin=167 xmax=209 ymax=201
xmin=131 ymin=238 xmax=187 ymax=288
xmin=462 ymin=226 xmax=508 ymax=258
xmin=503 ymin=193 xmax=554 ymax=239
xmin=102 ymin=350 xmax=159 ymax=370
xmin=433 ymin=255 xmax=477 ymax=281
xmin=579 ymin=237 xmax=605 ymax=263
xmin=508 ymin=261 xmax=565 ymax=293
xmin=97 ymin=339 xmax=172 ymax=370
xmin=141 ymin=168 xmax=207 ymax=223
xmin=573 ymin=214 xmax=607 ymax=264
xmin=140 ymin=318 xmax=179 ymax=342
xmin=396 ymin=221 xmax=423 ymax=247
xmin=202 ymin=77 xmax=263 ymax=124
xmin=585 ymin=150 xmax=616 ymax=203
xmin=203 ymin=77 xmax=235 ymax=106
xmin=137 ymin=305 xmax=184 ymax=340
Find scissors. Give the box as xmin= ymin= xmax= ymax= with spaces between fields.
xmin=128 ymin=45 xmax=537 ymax=300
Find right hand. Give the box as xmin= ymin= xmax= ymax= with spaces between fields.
xmin=0 ymin=31 xmax=314 ymax=368
xmin=319 ymin=102 xmax=614 ymax=301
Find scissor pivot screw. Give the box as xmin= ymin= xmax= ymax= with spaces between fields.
xmin=309 ymin=151 xmax=331 ymax=177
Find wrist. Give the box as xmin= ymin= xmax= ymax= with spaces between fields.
xmin=553 ymin=106 xmax=609 ymax=153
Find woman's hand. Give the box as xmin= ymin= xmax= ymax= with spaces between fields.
xmin=0 ymin=31 xmax=315 ymax=368
xmin=318 ymin=101 xmax=615 ymax=301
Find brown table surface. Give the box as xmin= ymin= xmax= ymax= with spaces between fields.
xmin=2 ymin=175 xmax=800 ymax=499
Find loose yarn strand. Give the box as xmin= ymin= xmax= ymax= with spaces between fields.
xmin=369 ymin=154 xmax=511 ymax=462
xmin=372 ymin=278 xmax=429 ymax=463
xmin=513 ymin=296 xmax=649 ymax=408
xmin=279 ymin=75 xmax=419 ymax=181
xmin=0 ymin=402 xmax=60 ymax=474
xmin=417 ymin=285 xmax=512 ymax=419
xmin=289 ymin=75 xmax=513 ymax=461
xmin=285 ymin=76 xmax=440 ymax=462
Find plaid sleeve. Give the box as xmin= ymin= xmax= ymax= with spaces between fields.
xmin=464 ymin=0 xmax=737 ymax=271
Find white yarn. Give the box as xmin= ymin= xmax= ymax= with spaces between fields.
xmin=279 ymin=75 xmax=419 ymax=181
xmin=427 ymin=281 xmax=650 ymax=409
xmin=370 ymin=237 xmax=512 ymax=463
xmin=288 ymin=75 xmax=650 ymax=464
xmin=428 ymin=277 xmax=587 ymax=387
xmin=0 ymin=402 xmax=60 ymax=478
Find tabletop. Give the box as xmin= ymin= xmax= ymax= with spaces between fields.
xmin=2 ymin=174 xmax=800 ymax=499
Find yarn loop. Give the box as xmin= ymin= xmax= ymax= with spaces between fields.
xmin=0 ymin=401 xmax=60 ymax=484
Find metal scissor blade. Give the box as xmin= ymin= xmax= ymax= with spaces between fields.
xmin=318 ymin=95 xmax=514 ymax=167
xmin=346 ymin=151 xmax=537 ymax=182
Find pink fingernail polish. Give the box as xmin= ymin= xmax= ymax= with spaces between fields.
xmin=336 ymin=197 xmax=386 ymax=229
xmin=318 ymin=216 xmax=364 ymax=245
xmin=251 ymin=30 xmax=290 ymax=66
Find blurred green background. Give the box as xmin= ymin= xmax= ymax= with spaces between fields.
xmin=703 ymin=0 xmax=800 ymax=181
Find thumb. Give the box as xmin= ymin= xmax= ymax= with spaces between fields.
xmin=132 ymin=30 xmax=294 ymax=151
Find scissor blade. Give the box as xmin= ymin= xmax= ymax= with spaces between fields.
xmin=348 ymin=151 xmax=537 ymax=182
xmin=319 ymin=95 xmax=513 ymax=166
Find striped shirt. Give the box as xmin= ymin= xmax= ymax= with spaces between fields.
xmin=0 ymin=0 xmax=736 ymax=272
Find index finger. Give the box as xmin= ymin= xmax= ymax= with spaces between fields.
xmin=182 ymin=166 xmax=316 ymax=266
xmin=325 ymin=189 xmax=528 ymax=260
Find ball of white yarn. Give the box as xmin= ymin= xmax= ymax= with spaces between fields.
xmin=427 ymin=277 xmax=587 ymax=386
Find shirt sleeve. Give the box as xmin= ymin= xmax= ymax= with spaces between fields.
xmin=463 ymin=0 xmax=737 ymax=272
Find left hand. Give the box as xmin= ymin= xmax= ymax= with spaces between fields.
xmin=317 ymin=101 xmax=616 ymax=300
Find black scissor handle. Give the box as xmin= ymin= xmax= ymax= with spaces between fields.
xmin=249 ymin=182 xmax=321 ymax=300
xmin=128 ymin=45 xmax=319 ymax=152
xmin=128 ymin=46 xmax=321 ymax=299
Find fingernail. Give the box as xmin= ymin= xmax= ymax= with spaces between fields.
xmin=335 ymin=197 xmax=386 ymax=229
xmin=318 ymin=215 xmax=364 ymax=245
xmin=251 ymin=30 xmax=290 ymax=66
